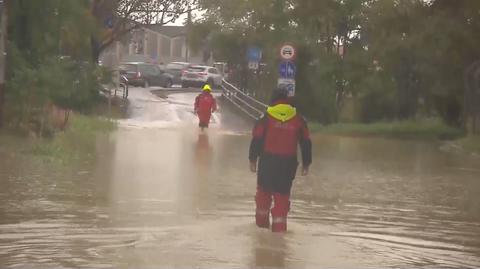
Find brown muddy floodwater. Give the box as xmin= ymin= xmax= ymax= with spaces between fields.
xmin=1 ymin=88 xmax=480 ymax=268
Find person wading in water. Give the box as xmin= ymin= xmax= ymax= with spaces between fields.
xmin=194 ymin=84 xmax=217 ymax=131
xmin=249 ymin=88 xmax=312 ymax=232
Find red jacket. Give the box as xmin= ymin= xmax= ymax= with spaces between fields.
xmin=249 ymin=101 xmax=312 ymax=194
xmin=194 ymin=92 xmax=217 ymax=115
xmin=249 ymin=101 xmax=312 ymax=164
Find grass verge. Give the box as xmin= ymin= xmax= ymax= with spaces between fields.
xmin=458 ymin=135 xmax=480 ymax=154
xmin=31 ymin=114 xmax=116 ymax=162
xmin=310 ymin=119 xmax=464 ymax=140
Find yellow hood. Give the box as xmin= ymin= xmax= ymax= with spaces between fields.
xmin=267 ymin=104 xmax=296 ymax=122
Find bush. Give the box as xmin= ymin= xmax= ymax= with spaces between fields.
xmin=5 ymin=47 xmax=104 ymax=135
xmin=31 ymin=114 xmax=116 ymax=162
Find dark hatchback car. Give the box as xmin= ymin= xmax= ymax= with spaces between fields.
xmin=164 ymin=62 xmax=193 ymax=85
xmin=119 ymin=63 xmax=174 ymax=88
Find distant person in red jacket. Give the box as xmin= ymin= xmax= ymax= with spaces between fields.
xmin=194 ymin=84 xmax=217 ymax=131
xmin=249 ymin=88 xmax=312 ymax=232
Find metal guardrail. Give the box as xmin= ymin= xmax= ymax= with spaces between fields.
xmin=100 ymin=82 xmax=128 ymax=100
xmin=221 ymin=79 xmax=268 ymax=120
xmin=100 ymin=73 xmax=129 ymax=100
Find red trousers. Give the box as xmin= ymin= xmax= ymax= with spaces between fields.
xmin=255 ymin=186 xmax=290 ymax=232
xmin=198 ymin=111 xmax=212 ymax=128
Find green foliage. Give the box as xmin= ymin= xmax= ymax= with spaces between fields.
xmin=8 ymin=0 xmax=94 ymax=63
xmin=4 ymin=0 xmax=106 ymax=133
xmin=195 ymin=0 xmax=480 ymax=129
xmin=31 ymin=114 xmax=116 ymax=163
xmin=458 ymin=135 xmax=480 ymax=154
xmin=5 ymin=48 xmax=103 ymax=131
xmin=188 ymin=20 xmax=218 ymax=55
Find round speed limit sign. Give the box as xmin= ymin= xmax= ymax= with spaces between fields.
xmin=280 ymin=44 xmax=296 ymax=61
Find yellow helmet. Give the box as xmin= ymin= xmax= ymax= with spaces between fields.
xmin=203 ymin=84 xmax=212 ymax=92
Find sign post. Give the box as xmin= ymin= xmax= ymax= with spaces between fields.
xmin=247 ymin=46 xmax=262 ymax=70
xmin=244 ymin=46 xmax=262 ymax=94
xmin=278 ymin=44 xmax=296 ymax=97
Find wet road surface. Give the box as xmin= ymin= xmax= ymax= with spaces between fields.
xmin=1 ymin=87 xmax=480 ymax=268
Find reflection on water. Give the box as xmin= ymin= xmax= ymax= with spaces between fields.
xmin=195 ymin=133 xmax=212 ymax=168
xmin=252 ymin=232 xmax=289 ymax=268
xmin=1 ymin=127 xmax=480 ymax=267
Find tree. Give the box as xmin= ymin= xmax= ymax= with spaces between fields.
xmin=7 ymin=0 xmax=96 ymax=63
xmin=193 ymin=0 xmax=480 ymax=127
xmin=90 ymin=0 xmax=197 ymax=63
xmin=4 ymin=0 xmax=104 ymax=132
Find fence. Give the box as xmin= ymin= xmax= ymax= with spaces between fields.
xmin=221 ymin=79 xmax=268 ymax=121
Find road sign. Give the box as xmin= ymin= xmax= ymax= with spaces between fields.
xmin=280 ymin=44 xmax=296 ymax=61
xmin=248 ymin=61 xmax=259 ymax=70
xmin=277 ymin=78 xmax=296 ymax=97
xmin=247 ymin=47 xmax=262 ymax=62
xmin=279 ymin=61 xmax=296 ymax=79
xmin=286 ymin=83 xmax=295 ymax=97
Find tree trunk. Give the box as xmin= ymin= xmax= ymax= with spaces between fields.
xmin=0 ymin=0 xmax=9 ymax=128
xmin=326 ymin=22 xmax=333 ymax=54
xmin=91 ymin=36 xmax=101 ymax=64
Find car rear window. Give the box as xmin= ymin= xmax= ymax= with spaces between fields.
xmin=188 ymin=67 xmax=207 ymax=72
xmin=166 ymin=63 xmax=187 ymax=70
xmin=119 ymin=64 xmax=137 ymax=72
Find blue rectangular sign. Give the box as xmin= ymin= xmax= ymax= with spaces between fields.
xmin=279 ymin=61 xmax=296 ymax=79
xmin=247 ymin=47 xmax=262 ymax=62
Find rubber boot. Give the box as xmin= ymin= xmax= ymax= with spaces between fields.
xmin=255 ymin=187 xmax=272 ymax=229
xmin=271 ymin=193 xmax=290 ymax=233
xmin=271 ymin=217 xmax=287 ymax=232
xmin=256 ymin=210 xmax=270 ymax=228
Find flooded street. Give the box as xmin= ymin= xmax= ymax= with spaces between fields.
xmin=1 ymin=87 xmax=480 ymax=268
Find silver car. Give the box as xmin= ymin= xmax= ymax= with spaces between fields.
xmin=181 ymin=66 xmax=223 ymax=88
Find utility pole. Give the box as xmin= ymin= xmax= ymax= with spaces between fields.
xmin=0 ymin=0 xmax=8 ymax=128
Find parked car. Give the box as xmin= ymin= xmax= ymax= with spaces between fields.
xmin=158 ymin=63 xmax=166 ymax=72
xmin=164 ymin=62 xmax=193 ymax=85
xmin=119 ymin=62 xmax=174 ymax=88
xmin=181 ymin=66 xmax=223 ymax=88
xmin=213 ymin=62 xmax=228 ymax=78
